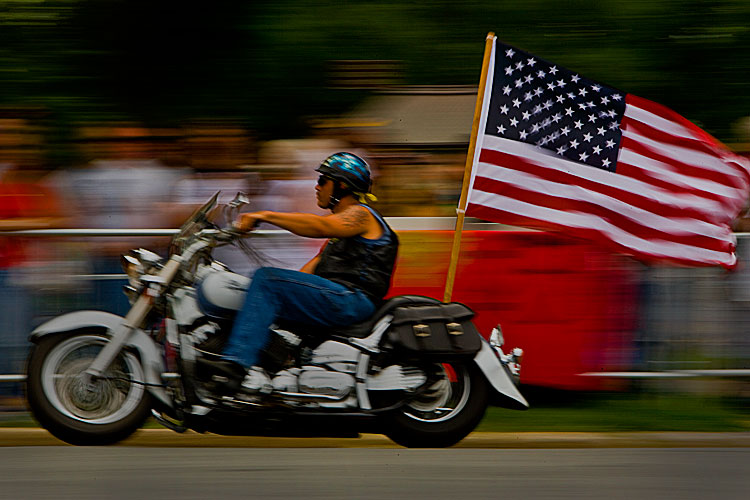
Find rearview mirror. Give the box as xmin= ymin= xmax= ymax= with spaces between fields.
xmin=229 ymin=192 xmax=250 ymax=208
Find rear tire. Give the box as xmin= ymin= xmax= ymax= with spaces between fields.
xmin=26 ymin=332 xmax=151 ymax=445
xmin=382 ymin=362 xmax=488 ymax=448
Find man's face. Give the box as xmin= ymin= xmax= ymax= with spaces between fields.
xmin=315 ymin=175 xmax=334 ymax=208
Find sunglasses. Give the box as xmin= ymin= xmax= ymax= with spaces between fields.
xmin=317 ymin=175 xmax=334 ymax=186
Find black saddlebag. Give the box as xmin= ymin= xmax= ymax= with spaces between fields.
xmin=385 ymin=302 xmax=482 ymax=361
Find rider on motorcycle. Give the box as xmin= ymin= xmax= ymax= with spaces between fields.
xmin=204 ymin=152 xmax=399 ymax=393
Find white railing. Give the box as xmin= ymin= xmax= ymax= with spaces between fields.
xmin=1 ymin=221 xmax=749 ymax=383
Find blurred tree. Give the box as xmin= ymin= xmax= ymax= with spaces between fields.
xmin=0 ymin=0 xmax=748 ymax=143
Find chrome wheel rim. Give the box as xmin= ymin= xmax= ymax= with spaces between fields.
xmin=41 ymin=335 xmax=146 ymax=425
xmin=403 ymin=365 xmax=471 ymax=423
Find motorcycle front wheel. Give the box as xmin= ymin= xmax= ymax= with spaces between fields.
xmin=26 ymin=332 xmax=151 ymax=445
xmin=382 ymin=362 xmax=489 ymax=448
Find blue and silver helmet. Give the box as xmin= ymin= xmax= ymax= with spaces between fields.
xmin=315 ymin=152 xmax=372 ymax=194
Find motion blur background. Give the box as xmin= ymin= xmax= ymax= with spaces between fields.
xmin=1 ymin=1 xmax=749 ymax=413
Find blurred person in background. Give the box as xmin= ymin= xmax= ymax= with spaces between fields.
xmin=201 ymin=152 xmax=399 ymax=393
xmin=48 ymin=124 xmax=187 ymax=316
xmin=0 ymin=117 xmax=64 ymax=398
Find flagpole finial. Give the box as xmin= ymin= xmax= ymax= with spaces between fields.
xmin=486 ymin=32 xmax=495 ymax=40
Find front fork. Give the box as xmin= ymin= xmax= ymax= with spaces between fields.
xmin=83 ymin=257 xmax=183 ymax=383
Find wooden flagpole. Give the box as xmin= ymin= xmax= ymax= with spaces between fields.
xmin=443 ymin=32 xmax=495 ymax=303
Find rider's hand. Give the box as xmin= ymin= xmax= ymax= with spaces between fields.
xmin=235 ymin=212 xmax=265 ymax=232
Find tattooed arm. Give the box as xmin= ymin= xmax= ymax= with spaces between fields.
xmin=236 ymin=205 xmax=375 ymax=239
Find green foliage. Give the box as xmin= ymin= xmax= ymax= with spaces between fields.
xmin=478 ymin=392 xmax=750 ymax=432
xmin=1 ymin=0 xmax=749 ymax=140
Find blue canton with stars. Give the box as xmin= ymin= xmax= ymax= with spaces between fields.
xmin=485 ymin=42 xmax=626 ymax=172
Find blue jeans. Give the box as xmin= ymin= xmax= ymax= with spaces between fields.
xmin=223 ymin=267 xmax=376 ymax=368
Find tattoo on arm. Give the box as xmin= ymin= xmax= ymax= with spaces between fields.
xmin=339 ymin=207 xmax=369 ymax=228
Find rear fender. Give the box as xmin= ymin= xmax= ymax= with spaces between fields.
xmin=474 ymin=339 xmax=529 ymax=410
xmin=30 ymin=310 xmax=172 ymax=409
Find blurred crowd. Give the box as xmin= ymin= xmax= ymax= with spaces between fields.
xmin=2 ymin=110 xmax=750 ymax=404
xmin=0 ymin=112 xmax=467 ymax=397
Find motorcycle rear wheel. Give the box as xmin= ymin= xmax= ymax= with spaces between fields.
xmin=26 ymin=332 xmax=151 ymax=445
xmin=382 ymin=362 xmax=488 ymax=448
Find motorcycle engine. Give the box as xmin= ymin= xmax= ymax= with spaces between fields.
xmin=268 ymin=339 xmax=360 ymax=402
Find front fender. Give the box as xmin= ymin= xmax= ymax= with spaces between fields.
xmin=474 ymin=339 xmax=529 ymax=410
xmin=30 ymin=310 xmax=172 ymax=409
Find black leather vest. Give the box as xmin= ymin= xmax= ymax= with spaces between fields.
xmin=314 ymin=206 xmax=398 ymax=304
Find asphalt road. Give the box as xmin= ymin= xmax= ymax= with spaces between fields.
xmin=1 ymin=446 xmax=748 ymax=499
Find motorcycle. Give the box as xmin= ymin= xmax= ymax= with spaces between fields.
xmin=25 ymin=192 xmax=528 ymax=447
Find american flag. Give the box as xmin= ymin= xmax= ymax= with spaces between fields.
xmin=466 ymin=37 xmax=750 ymax=268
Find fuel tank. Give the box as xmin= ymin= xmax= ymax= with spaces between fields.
xmin=196 ymin=271 xmax=250 ymax=319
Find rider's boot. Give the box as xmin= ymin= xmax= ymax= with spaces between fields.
xmin=240 ymin=367 xmax=273 ymax=394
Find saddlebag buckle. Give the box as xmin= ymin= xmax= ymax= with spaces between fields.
xmin=446 ymin=322 xmax=463 ymax=336
xmin=413 ymin=324 xmax=431 ymax=337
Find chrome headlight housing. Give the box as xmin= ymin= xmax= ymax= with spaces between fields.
xmin=120 ymin=249 xmax=164 ymax=301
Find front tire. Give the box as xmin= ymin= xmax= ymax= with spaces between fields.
xmin=382 ymin=362 xmax=488 ymax=448
xmin=26 ymin=332 xmax=151 ymax=445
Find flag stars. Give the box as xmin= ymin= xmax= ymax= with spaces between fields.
xmin=497 ymin=125 xmax=506 ymax=134
xmin=588 ymin=114 xmax=598 ymax=123
xmin=506 ymin=48 xmax=515 ymax=58
xmin=591 ymin=85 xmax=601 ymax=92
xmin=500 ymin=104 xmax=509 ymax=114
xmin=579 ymin=151 xmax=590 ymax=162
xmin=537 ymin=70 xmax=546 ymax=78
xmin=515 ymin=78 xmax=523 ymax=88
xmin=522 ymin=110 xmax=531 ymax=120
xmin=527 ymin=58 xmax=536 ymax=67
xmin=574 ymin=120 xmax=584 ymax=129
xmin=612 ymin=94 xmax=622 ymax=101
xmin=556 ymin=145 xmax=568 ymax=155
xmin=515 ymin=61 xmax=525 ymax=70
xmin=524 ymin=74 xmax=534 ymax=84
xmin=549 ymin=66 xmax=559 ymax=75
xmin=569 ymin=139 xmax=580 ymax=149
xmin=557 ymin=79 xmax=566 ymax=88
xmin=583 ymin=133 xmax=593 ymax=142
xmin=505 ymin=66 xmax=514 ymax=76
xmin=565 ymin=107 xmax=574 ymax=116
xmin=601 ymin=96 xmax=610 ymax=105
xmin=512 ymin=98 xmax=522 ymax=107
xmin=547 ymin=82 xmax=556 ymax=90
xmin=509 ymin=117 xmax=519 ymax=127
xmin=597 ymin=126 xmax=606 ymax=135
xmin=602 ymin=158 xmax=611 ymax=167
xmin=524 ymin=91 xmax=533 ymax=101
xmin=560 ymin=126 xmax=571 ymax=136
xmin=592 ymin=145 xmax=602 ymax=154
xmin=609 ymin=121 xmax=619 ymax=130
xmin=571 ymin=74 xmax=580 ymax=83
xmin=606 ymin=139 xmax=616 ymax=148
xmin=556 ymin=95 xmax=565 ymax=103
xmin=519 ymin=130 xmax=528 ymax=140
xmin=503 ymin=85 xmax=512 ymax=95
xmin=579 ymin=87 xmax=589 ymax=97
xmin=534 ymin=88 xmax=543 ymax=97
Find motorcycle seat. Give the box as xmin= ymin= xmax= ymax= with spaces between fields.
xmin=278 ymin=295 xmax=441 ymax=339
